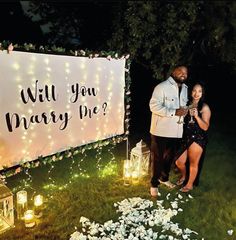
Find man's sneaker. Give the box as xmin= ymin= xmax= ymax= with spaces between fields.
xmin=159 ymin=180 xmax=176 ymax=189
xmin=150 ymin=187 xmax=158 ymax=197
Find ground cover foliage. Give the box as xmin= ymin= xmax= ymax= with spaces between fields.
xmin=0 ymin=112 xmax=235 ymax=240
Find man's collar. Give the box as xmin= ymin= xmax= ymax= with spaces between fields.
xmin=167 ymin=76 xmax=188 ymax=88
xmin=167 ymin=76 xmax=177 ymax=85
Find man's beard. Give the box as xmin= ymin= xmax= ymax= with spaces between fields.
xmin=171 ymin=75 xmax=186 ymax=84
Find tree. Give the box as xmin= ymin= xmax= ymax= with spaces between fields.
xmin=25 ymin=1 xmax=119 ymax=50
xmin=108 ymin=1 xmax=236 ymax=80
xmin=108 ymin=1 xmax=200 ymax=80
xmin=25 ymin=1 xmax=236 ymax=79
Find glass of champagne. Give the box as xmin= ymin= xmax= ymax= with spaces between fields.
xmin=177 ymin=106 xmax=188 ymax=124
xmin=188 ymin=104 xmax=196 ymax=124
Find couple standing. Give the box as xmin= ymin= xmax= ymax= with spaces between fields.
xmin=149 ymin=66 xmax=211 ymax=197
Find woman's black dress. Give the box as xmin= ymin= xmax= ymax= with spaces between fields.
xmin=176 ymin=108 xmax=208 ymax=186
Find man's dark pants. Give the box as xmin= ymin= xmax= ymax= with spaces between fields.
xmin=150 ymin=134 xmax=180 ymax=187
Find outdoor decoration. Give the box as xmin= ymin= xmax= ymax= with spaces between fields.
xmin=34 ymin=195 xmax=43 ymax=218
xmin=130 ymin=140 xmax=150 ymax=178
xmin=123 ymin=160 xmax=132 ymax=186
xmin=131 ymin=171 xmax=139 ymax=184
xmin=24 ymin=210 xmax=35 ymax=228
xmin=0 ymin=41 xmax=131 ymax=184
xmin=70 ymin=194 xmax=200 ymax=240
xmin=16 ymin=190 xmax=27 ymax=220
xmin=0 ymin=183 xmax=14 ymax=234
xmin=0 ymin=46 xmax=130 ymax=172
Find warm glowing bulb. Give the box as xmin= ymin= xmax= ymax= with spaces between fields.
xmin=16 ymin=76 xmax=22 ymax=82
xmin=34 ymin=195 xmax=43 ymax=207
xmin=31 ymin=56 xmax=36 ymax=62
xmin=12 ymin=63 xmax=20 ymax=70
xmin=27 ymin=70 xmax=34 ymax=75
xmin=44 ymin=58 xmax=49 ymax=64
xmin=24 ymin=210 xmax=35 ymax=228
xmin=24 ymin=211 xmax=34 ymax=220
xmin=80 ymin=64 xmax=85 ymax=69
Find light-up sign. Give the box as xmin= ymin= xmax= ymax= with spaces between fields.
xmin=0 ymin=51 xmax=126 ymax=169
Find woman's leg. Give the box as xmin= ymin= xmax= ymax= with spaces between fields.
xmin=175 ymin=150 xmax=188 ymax=182
xmin=184 ymin=142 xmax=203 ymax=189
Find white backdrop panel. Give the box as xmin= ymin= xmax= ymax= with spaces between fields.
xmin=0 ymin=51 xmax=126 ymax=169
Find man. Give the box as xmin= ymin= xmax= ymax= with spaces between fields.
xmin=149 ymin=65 xmax=188 ymax=197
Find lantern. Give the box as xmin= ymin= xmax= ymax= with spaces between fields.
xmin=130 ymin=140 xmax=150 ymax=179
xmin=123 ymin=160 xmax=132 ymax=186
xmin=16 ymin=190 xmax=27 ymax=220
xmin=0 ymin=183 xmax=14 ymax=234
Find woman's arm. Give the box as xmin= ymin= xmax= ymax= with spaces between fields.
xmin=194 ymin=104 xmax=211 ymax=131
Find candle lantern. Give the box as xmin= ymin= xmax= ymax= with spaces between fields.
xmin=123 ymin=160 xmax=132 ymax=186
xmin=130 ymin=140 xmax=150 ymax=179
xmin=16 ymin=190 xmax=27 ymax=220
xmin=131 ymin=171 xmax=139 ymax=184
xmin=0 ymin=183 xmax=14 ymax=234
xmin=34 ymin=195 xmax=43 ymax=218
xmin=24 ymin=210 xmax=35 ymax=228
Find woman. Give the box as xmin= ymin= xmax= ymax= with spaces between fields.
xmin=175 ymin=82 xmax=211 ymax=192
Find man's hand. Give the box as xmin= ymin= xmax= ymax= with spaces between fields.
xmin=175 ymin=107 xmax=188 ymax=116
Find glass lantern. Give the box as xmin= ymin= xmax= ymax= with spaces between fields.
xmin=0 ymin=183 xmax=14 ymax=234
xmin=130 ymin=140 xmax=150 ymax=179
xmin=16 ymin=190 xmax=27 ymax=220
xmin=123 ymin=160 xmax=132 ymax=186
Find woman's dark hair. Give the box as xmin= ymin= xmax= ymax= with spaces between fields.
xmin=188 ymin=82 xmax=206 ymax=111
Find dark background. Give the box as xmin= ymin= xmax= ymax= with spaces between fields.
xmin=0 ymin=2 xmax=233 ymax=141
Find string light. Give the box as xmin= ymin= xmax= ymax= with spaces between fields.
xmin=0 ymin=43 xmax=132 ymax=202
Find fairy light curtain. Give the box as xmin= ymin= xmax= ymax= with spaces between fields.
xmin=0 ymin=51 xmax=126 ymax=169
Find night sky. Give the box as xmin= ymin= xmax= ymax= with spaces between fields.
xmin=0 ymin=2 xmax=233 ymax=137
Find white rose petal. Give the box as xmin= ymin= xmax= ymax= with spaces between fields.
xmin=227 ymin=229 xmax=233 ymax=235
xmin=178 ymin=194 xmax=183 ymax=199
xmin=70 ymin=197 xmax=201 ymax=239
xmin=166 ymin=193 xmax=171 ymax=200
xmin=188 ymin=194 xmax=193 ymax=199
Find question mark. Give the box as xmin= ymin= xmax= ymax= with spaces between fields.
xmin=102 ymin=102 xmax=107 ymax=115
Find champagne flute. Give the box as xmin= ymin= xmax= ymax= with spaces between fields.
xmin=188 ymin=104 xmax=196 ymax=124
xmin=177 ymin=106 xmax=188 ymax=124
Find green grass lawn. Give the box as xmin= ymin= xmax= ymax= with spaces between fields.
xmin=0 ymin=112 xmax=235 ymax=240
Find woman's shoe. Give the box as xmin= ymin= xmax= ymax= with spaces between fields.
xmin=180 ymin=186 xmax=193 ymax=193
xmin=176 ymin=178 xmax=185 ymax=186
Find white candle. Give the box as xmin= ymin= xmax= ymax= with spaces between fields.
xmin=34 ymin=195 xmax=43 ymax=218
xmin=132 ymin=171 xmax=139 ymax=184
xmin=34 ymin=195 xmax=43 ymax=207
xmin=24 ymin=210 xmax=35 ymax=228
xmin=16 ymin=190 xmax=28 ymax=219
xmin=17 ymin=190 xmax=27 ymax=204
xmin=123 ymin=160 xmax=131 ymax=186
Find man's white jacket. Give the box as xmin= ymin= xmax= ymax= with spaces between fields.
xmin=149 ymin=77 xmax=188 ymax=138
